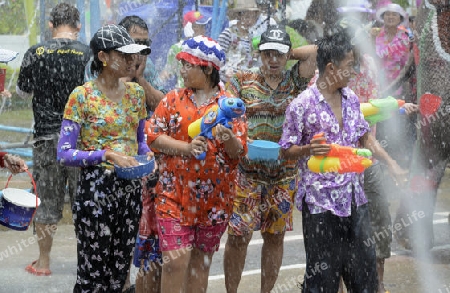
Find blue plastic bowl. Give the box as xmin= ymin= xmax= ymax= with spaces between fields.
xmin=247 ymin=140 xmax=280 ymax=161
xmin=115 ymin=155 xmax=155 ymax=180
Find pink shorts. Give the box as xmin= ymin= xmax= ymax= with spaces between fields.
xmin=156 ymin=218 xmax=227 ymax=253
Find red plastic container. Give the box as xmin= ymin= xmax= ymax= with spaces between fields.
xmin=0 ymin=68 xmax=6 ymax=92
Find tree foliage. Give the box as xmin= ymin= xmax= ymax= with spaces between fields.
xmin=0 ymin=0 xmax=27 ymax=35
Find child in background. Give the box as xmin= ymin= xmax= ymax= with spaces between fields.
xmin=159 ymin=11 xmax=212 ymax=89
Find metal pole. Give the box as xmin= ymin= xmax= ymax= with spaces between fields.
xmin=178 ymin=0 xmax=185 ymax=40
xmin=90 ymin=0 xmax=101 ymax=40
xmin=211 ymin=0 xmax=220 ymax=39
xmin=215 ymin=0 xmax=228 ymax=39
xmin=77 ymin=0 xmax=86 ymax=43
xmin=24 ymin=0 xmax=37 ymax=45
xmin=39 ymin=0 xmax=45 ymax=42
xmin=280 ymin=0 xmax=287 ymax=27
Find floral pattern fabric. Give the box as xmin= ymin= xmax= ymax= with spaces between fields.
xmin=64 ymin=80 xmax=147 ymax=292
xmin=73 ymin=167 xmax=142 ymax=292
xmin=375 ymin=28 xmax=410 ymax=95
xmin=63 ymin=81 xmax=147 ymax=167
xmin=279 ymin=83 xmax=370 ymax=217
xmin=348 ymin=54 xmax=379 ymax=102
xmin=146 ymin=86 xmax=248 ymax=226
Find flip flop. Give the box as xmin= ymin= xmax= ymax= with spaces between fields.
xmin=123 ymin=284 xmax=135 ymax=293
xmin=25 ymin=260 xmax=52 ymax=276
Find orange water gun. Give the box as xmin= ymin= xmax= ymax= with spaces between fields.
xmin=307 ymin=133 xmax=372 ymax=174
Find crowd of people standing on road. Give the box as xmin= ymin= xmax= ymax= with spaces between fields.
xmin=3 ymin=0 xmax=428 ymax=292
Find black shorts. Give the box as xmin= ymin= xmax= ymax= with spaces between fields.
xmin=301 ymin=200 xmax=378 ymax=293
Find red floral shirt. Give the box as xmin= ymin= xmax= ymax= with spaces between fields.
xmin=146 ymin=86 xmax=248 ymax=226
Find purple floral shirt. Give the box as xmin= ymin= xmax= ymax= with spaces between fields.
xmin=279 ymin=83 xmax=370 ymax=217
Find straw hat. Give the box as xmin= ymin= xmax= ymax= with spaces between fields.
xmin=229 ymin=0 xmax=259 ymax=12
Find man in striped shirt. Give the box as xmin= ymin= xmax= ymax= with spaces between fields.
xmin=218 ymin=0 xmax=276 ymax=83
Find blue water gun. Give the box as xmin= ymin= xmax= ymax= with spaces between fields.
xmin=188 ymin=96 xmax=246 ymax=160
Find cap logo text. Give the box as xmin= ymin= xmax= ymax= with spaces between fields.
xmin=268 ymin=29 xmax=284 ymax=41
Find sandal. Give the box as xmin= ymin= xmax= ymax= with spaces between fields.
xmin=25 ymin=260 xmax=52 ymax=276
xmin=122 ymin=284 xmax=135 ymax=293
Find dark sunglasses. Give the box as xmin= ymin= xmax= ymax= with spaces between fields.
xmin=134 ymin=39 xmax=151 ymax=47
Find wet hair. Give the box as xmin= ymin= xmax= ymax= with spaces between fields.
xmin=90 ymin=43 xmax=112 ymax=76
xmin=118 ymin=15 xmax=149 ymax=33
xmin=288 ymin=19 xmax=309 ymax=35
xmin=316 ymin=31 xmax=353 ymax=75
xmin=200 ymin=66 xmax=221 ymax=88
xmin=49 ymin=3 xmax=80 ymax=29
xmin=288 ymin=19 xmax=319 ymax=44
xmin=90 ymin=53 xmax=103 ymax=76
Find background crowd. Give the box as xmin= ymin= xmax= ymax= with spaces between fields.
xmin=0 ymin=0 xmax=432 ymax=292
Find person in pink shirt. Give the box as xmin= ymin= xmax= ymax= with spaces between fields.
xmin=375 ymin=3 xmax=410 ymax=96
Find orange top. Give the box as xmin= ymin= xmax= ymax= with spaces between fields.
xmin=146 ymin=87 xmax=248 ymax=226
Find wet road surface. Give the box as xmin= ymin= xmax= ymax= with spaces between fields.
xmin=0 ymin=169 xmax=450 ymax=293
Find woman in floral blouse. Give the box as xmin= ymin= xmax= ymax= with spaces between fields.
xmin=57 ymin=24 xmax=155 ymax=293
xmin=146 ymin=35 xmax=247 ymax=293
xmin=375 ymin=3 xmax=410 ymax=96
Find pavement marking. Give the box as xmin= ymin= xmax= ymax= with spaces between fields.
xmin=434 ymin=212 xmax=449 ymax=216
xmin=433 ymin=218 xmax=448 ymax=224
xmin=209 ymin=264 xmax=307 ymax=281
xmin=218 ymin=234 xmax=303 ymax=249
xmin=218 ymin=211 xmax=448 ymax=249
xmin=211 ymin=211 xmax=449 ymax=281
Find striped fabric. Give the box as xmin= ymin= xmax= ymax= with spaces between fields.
xmin=177 ymin=35 xmax=226 ymax=70
xmin=226 ymin=63 xmax=310 ymax=182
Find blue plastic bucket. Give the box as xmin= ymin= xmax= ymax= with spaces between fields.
xmin=115 ymin=155 xmax=156 ymax=180
xmin=0 ymin=170 xmax=40 ymax=231
xmin=247 ymin=140 xmax=281 ymax=161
